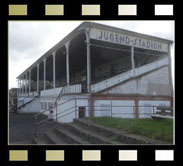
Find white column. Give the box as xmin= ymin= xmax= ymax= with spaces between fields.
xmin=20 ymin=78 xmax=22 ymax=94
xmin=37 ymin=64 xmax=39 ymax=93
xmin=21 ymin=77 xmax=23 ymax=94
xmin=53 ymin=52 xmax=56 ymax=88
xmin=29 ymin=70 xmax=31 ymax=95
xmin=17 ymin=79 xmax=19 ymax=96
xmin=18 ymin=79 xmax=20 ymax=95
xmin=25 ymin=73 xmax=28 ymax=94
xmin=43 ymin=59 xmax=46 ymax=90
xmin=23 ymin=76 xmax=25 ymax=94
xmin=65 ymin=42 xmax=70 ymax=86
xmin=168 ymin=43 xmax=173 ymax=96
xmin=85 ymin=29 xmax=91 ymax=93
xmin=131 ymin=46 xmax=135 ymax=71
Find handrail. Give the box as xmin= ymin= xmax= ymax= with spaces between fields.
xmin=35 ymin=96 xmax=74 ymax=118
xmin=54 ymin=87 xmax=64 ymax=105
xmin=34 ymin=97 xmax=161 ymax=138
xmin=53 ymin=105 xmax=161 ymax=126
xmin=56 ymin=106 xmax=76 ymax=117
xmin=34 ymin=86 xmax=73 ymax=137
xmin=35 ymin=88 xmax=63 ymax=117
xmin=15 ymin=95 xmax=35 ymax=113
xmin=18 ymin=95 xmax=29 ymax=106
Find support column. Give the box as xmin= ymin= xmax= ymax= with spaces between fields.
xmin=29 ymin=70 xmax=31 ymax=95
xmin=65 ymin=42 xmax=70 ymax=86
xmin=85 ymin=28 xmax=91 ymax=93
xmin=168 ymin=43 xmax=173 ymax=98
xmin=37 ymin=64 xmax=39 ymax=93
xmin=131 ymin=46 xmax=135 ymax=72
xmin=21 ymin=77 xmax=23 ymax=94
xmin=23 ymin=75 xmax=25 ymax=94
xmin=25 ymin=73 xmax=28 ymax=94
xmin=131 ymin=46 xmax=138 ymax=94
xmin=43 ymin=59 xmax=46 ymax=90
xmin=17 ymin=79 xmax=19 ymax=96
xmin=53 ymin=52 xmax=56 ymax=88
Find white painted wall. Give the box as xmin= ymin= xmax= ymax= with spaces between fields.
xmin=138 ymin=100 xmax=170 ymax=118
xmin=112 ymin=100 xmax=135 ymax=118
xmin=41 ymin=87 xmax=62 ymax=97
xmin=92 ymin=57 xmax=170 ymax=94
xmin=17 ymin=97 xmax=34 ymax=107
xmin=103 ymin=66 xmax=171 ymax=96
xmin=94 ymin=100 xmax=135 ymax=118
xmin=40 ymin=94 xmax=90 ymax=123
xmin=20 ymin=97 xmax=41 ymax=113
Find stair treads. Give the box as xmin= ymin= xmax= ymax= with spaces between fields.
xmin=44 ymin=131 xmax=69 ymax=144
xmin=63 ymin=123 xmax=122 ymax=144
xmin=54 ymin=127 xmax=90 ymax=144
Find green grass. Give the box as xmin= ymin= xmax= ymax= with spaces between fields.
xmin=86 ymin=117 xmax=173 ymax=143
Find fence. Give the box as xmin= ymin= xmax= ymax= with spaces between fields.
xmin=34 ymin=96 xmax=171 ymax=138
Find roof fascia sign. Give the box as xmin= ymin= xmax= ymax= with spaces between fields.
xmin=89 ymin=28 xmax=169 ymax=53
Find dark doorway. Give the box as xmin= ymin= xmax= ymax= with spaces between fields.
xmin=79 ymin=107 xmax=86 ymax=118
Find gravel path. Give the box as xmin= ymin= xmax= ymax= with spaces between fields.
xmin=9 ymin=112 xmax=58 ymax=145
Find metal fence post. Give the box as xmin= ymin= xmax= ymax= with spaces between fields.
xmin=75 ymin=98 xmax=77 ymax=118
xmin=110 ymin=99 xmax=112 ymax=117
xmin=34 ymin=116 xmax=37 ymax=138
xmin=56 ymin=103 xmax=58 ymax=122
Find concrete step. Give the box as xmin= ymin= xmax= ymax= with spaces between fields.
xmin=33 ymin=134 xmax=53 ymax=144
xmin=54 ymin=126 xmax=90 ymax=144
xmin=44 ymin=131 xmax=69 ymax=144
xmin=63 ymin=123 xmax=121 ymax=144
xmin=73 ymin=119 xmax=169 ymax=144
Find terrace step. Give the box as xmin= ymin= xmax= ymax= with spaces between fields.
xmin=54 ymin=125 xmax=90 ymax=144
xmin=33 ymin=117 xmax=169 ymax=145
xmin=73 ymin=118 xmax=169 ymax=144
xmin=44 ymin=131 xmax=69 ymax=144
xmin=33 ymin=134 xmax=53 ymax=144
xmin=63 ymin=122 xmax=122 ymax=144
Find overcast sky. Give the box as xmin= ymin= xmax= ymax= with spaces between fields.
xmin=8 ymin=21 xmax=175 ymax=89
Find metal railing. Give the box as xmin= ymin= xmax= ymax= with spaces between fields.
xmin=34 ymin=87 xmax=68 ymax=138
xmin=34 ymin=94 xmax=169 ymax=138
xmin=16 ymin=95 xmax=35 ymax=112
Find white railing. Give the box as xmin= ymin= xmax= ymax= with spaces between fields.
xmin=40 ymin=84 xmax=82 ymax=97
xmin=91 ymin=57 xmax=169 ymax=93
xmin=62 ymin=84 xmax=82 ymax=94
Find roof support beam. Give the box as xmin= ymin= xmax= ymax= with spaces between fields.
xmin=25 ymin=73 xmax=28 ymax=94
xmin=29 ymin=70 xmax=31 ymax=95
xmin=53 ymin=52 xmax=56 ymax=89
xmin=65 ymin=42 xmax=70 ymax=86
xmin=168 ymin=43 xmax=173 ymax=97
xmin=37 ymin=64 xmax=39 ymax=94
xmin=43 ymin=59 xmax=46 ymax=90
xmin=85 ymin=28 xmax=91 ymax=93
xmin=131 ymin=46 xmax=135 ymax=74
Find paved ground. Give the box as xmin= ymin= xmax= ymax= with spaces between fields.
xmin=9 ymin=112 xmax=58 ymax=145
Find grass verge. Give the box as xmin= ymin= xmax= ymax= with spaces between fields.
xmin=86 ymin=117 xmax=173 ymax=143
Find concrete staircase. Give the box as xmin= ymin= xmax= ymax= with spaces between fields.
xmin=91 ymin=57 xmax=169 ymax=93
xmin=33 ymin=118 xmax=168 ymax=145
